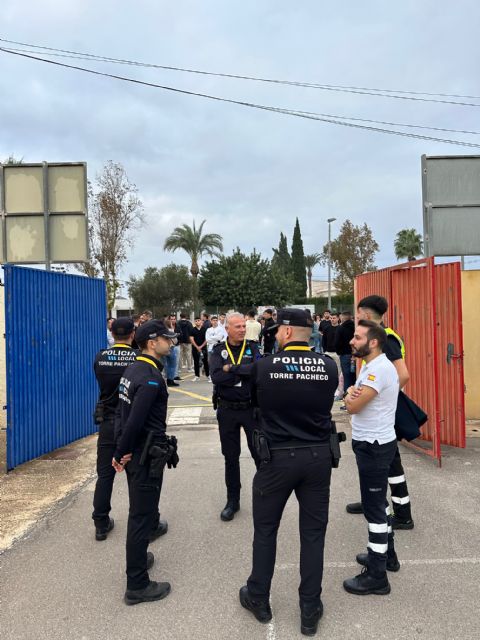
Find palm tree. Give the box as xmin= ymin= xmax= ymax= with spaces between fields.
xmin=304 ymin=253 xmax=323 ymax=298
xmin=163 ymin=220 xmax=223 ymax=310
xmin=394 ymin=229 xmax=423 ymax=262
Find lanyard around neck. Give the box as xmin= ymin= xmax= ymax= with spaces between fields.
xmin=136 ymin=356 xmax=158 ymax=370
xmin=226 ymin=339 xmax=247 ymax=364
xmin=284 ymin=345 xmax=311 ymax=352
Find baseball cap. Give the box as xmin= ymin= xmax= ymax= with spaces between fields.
xmin=111 ymin=317 xmax=135 ymax=336
xmin=135 ymin=319 xmax=179 ymax=343
xmin=268 ymin=308 xmax=313 ymax=331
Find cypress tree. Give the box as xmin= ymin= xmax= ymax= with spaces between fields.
xmin=291 ymin=218 xmax=307 ymax=297
xmin=272 ymin=232 xmax=292 ymax=275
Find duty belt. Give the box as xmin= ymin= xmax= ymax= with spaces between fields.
xmin=217 ymin=398 xmax=252 ymax=411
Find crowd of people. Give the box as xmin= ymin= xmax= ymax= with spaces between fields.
xmin=95 ymin=297 xmax=419 ymax=636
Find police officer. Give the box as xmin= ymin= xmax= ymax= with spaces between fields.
xmin=92 ymin=317 xmax=138 ymax=540
xmin=346 ymin=295 xmax=414 ymax=530
xmin=113 ymin=319 xmax=178 ymax=605
xmin=210 ymin=312 xmax=261 ymax=521
xmin=239 ymin=309 xmax=338 ymax=636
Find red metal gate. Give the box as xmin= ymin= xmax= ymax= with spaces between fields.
xmin=355 ymin=257 xmax=465 ymax=465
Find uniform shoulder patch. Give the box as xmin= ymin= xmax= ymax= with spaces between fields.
xmin=367 ymin=374 xmax=376 ymax=381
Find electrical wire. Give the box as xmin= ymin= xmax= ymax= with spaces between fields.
xmin=1 ymin=37 xmax=480 ymax=107
xmin=2 ymin=47 xmax=480 ymax=148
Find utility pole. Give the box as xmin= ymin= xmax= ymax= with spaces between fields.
xmin=327 ymin=217 xmax=336 ymax=309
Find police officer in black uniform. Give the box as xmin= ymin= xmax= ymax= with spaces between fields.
xmin=113 ymin=319 xmax=179 ymax=605
xmin=92 ymin=317 xmax=138 ymax=540
xmin=239 ymin=308 xmax=338 ymax=637
xmin=210 ymin=312 xmax=261 ymax=521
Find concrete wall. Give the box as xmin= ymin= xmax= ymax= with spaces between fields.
xmin=461 ymin=271 xmax=480 ymax=420
xmin=0 ymin=285 xmax=6 ymax=473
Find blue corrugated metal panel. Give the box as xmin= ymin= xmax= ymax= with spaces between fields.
xmin=4 ymin=265 xmax=106 ymax=469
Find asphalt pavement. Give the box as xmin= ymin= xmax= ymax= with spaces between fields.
xmin=1 ymin=374 xmax=480 ymax=639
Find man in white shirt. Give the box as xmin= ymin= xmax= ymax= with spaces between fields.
xmin=343 ymin=319 xmax=400 ymax=596
xmin=206 ymin=316 xmax=227 ymax=354
xmin=244 ymin=310 xmax=262 ymax=342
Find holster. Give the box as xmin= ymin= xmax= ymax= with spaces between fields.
xmin=330 ymin=420 xmax=346 ymax=469
xmin=148 ymin=444 xmax=170 ymax=479
xmin=253 ymin=429 xmax=271 ymax=463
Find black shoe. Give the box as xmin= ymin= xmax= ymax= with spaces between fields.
xmin=346 ymin=502 xmax=363 ymax=514
xmin=124 ymin=580 xmax=171 ymax=606
xmin=166 ymin=379 xmax=179 ymax=387
xmin=174 ymin=376 xmax=181 ymax=380
xmin=300 ymin=602 xmax=323 ymax=636
xmin=391 ymin=515 xmax=414 ymax=530
xmin=146 ymin=552 xmax=154 ymax=570
xmin=343 ymin=567 xmax=391 ymax=596
xmin=221 ymin=501 xmax=240 ymax=521
xmin=356 ymin=552 xmax=400 ymax=572
xmin=95 ymin=517 xmax=114 ymax=541
xmin=239 ymin=586 xmax=272 ymax=623
xmin=149 ymin=520 xmax=168 ymax=542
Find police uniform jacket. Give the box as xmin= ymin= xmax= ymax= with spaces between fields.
xmin=93 ymin=343 xmax=138 ymax=420
xmin=210 ymin=339 xmax=261 ymax=402
xmin=251 ymin=341 xmax=338 ymax=447
xmin=114 ymin=354 xmax=168 ymax=460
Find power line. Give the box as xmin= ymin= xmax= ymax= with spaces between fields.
xmin=1 ymin=37 xmax=480 ymax=107
xmin=3 ymin=46 xmax=478 ymax=136
xmin=2 ymin=47 xmax=480 ymax=148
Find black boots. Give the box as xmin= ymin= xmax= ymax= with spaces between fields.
xmin=239 ymin=586 xmax=272 ymax=623
xmin=345 ymin=502 xmax=363 ymax=514
xmin=356 ymin=552 xmax=400 ymax=572
xmin=221 ymin=501 xmax=240 ymax=521
xmin=391 ymin=515 xmax=414 ymax=530
xmin=124 ymin=580 xmax=171 ymax=606
xmin=166 ymin=379 xmax=179 ymax=387
xmin=343 ymin=567 xmax=391 ymax=595
xmin=300 ymin=602 xmax=323 ymax=636
xmin=149 ymin=519 xmax=169 ymax=542
xmin=95 ymin=517 xmax=114 ymax=541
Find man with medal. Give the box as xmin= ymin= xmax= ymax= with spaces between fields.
xmin=210 ymin=312 xmax=262 ymax=521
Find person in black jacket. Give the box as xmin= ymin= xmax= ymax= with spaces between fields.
xmin=210 ymin=312 xmax=261 ymax=521
xmin=92 ymin=318 xmax=138 ymax=540
xmin=239 ymin=308 xmax=338 ymax=636
xmin=113 ymin=319 xmax=178 ymax=605
xmin=261 ymin=309 xmax=276 ymax=354
xmin=335 ymin=311 xmax=356 ymax=389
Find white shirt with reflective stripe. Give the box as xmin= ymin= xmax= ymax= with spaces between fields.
xmin=351 ymin=353 xmax=399 ymax=444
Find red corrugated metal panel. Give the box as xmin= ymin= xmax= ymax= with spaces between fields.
xmin=435 ymin=263 xmax=466 ymax=448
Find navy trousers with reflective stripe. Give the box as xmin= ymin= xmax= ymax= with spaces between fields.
xmin=389 ymin=446 xmax=412 ymax=520
xmin=352 ymin=439 xmax=397 ymax=576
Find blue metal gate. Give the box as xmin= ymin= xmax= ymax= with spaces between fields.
xmin=4 ymin=265 xmax=106 ymax=469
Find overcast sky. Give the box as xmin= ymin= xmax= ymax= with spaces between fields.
xmin=2 ymin=1 xmax=480 ymax=289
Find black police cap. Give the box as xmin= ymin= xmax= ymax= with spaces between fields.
xmin=135 ymin=319 xmax=178 ymax=343
xmin=111 ymin=317 xmax=135 ymax=336
xmin=268 ymin=308 xmax=313 ymax=331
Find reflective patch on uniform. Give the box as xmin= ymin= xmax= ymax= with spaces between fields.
xmin=368 ymin=541 xmax=388 ymax=554
xmin=392 ymin=495 xmax=410 ymax=505
xmin=221 ymin=350 xmax=228 ymax=359
xmin=387 ymin=526 xmax=393 ymax=534
xmin=388 ymin=475 xmax=406 ymax=484
xmin=386 ymin=505 xmax=391 ymax=516
xmin=368 ymin=522 xmax=388 ymax=533
xmin=148 ymin=381 xmax=159 ymax=386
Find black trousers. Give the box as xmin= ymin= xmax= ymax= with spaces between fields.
xmin=92 ymin=418 xmax=116 ymax=529
xmin=247 ymin=446 xmax=332 ymax=606
xmin=352 ymin=438 xmax=397 ymax=577
xmin=389 ymin=445 xmax=412 ymax=521
xmin=216 ymin=406 xmax=258 ymax=501
xmin=192 ymin=346 xmax=209 ymax=377
xmin=125 ymin=450 xmax=163 ymax=590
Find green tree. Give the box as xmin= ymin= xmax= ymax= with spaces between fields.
xmin=394 ymin=228 xmax=423 ymax=262
xmin=199 ymin=249 xmax=296 ymax=311
xmin=128 ymin=264 xmax=193 ymax=317
xmin=163 ymin=220 xmax=223 ymax=312
xmin=271 ymin=232 xmax=292 ymax=275
xmin=304 ymin=253 xmax=322 ymax=299
xmin=291 ymin=218 xmax=307 ymax=297
xmin=322 ymin=220 xmax=379 ymax=295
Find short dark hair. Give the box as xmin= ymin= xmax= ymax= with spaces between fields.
xmin=358 ymin=319 xmax=386 ymax=350
xmin=202 ymin=312 xmax=210 ymax=319
xmin=323 ymin=309 xmax=331 ymax=314
xmin=194 ymin=316 xmax=201 ymax=321
xmin=211 ymin=315 xmax=218 ymax=320
xmin=132 ymin=314 xmax=141 ymax=322
xmin=341 ymin=310 xmax=352 ymax=317
xmin=357 ymin=295 xmax=388 ymax=317
xmin=264 ymin=308 xmax=273 ymax=315
xmin=180 ymin=312 xmax=187 ymax=319
xmin=331 ymin=312 xmax=339 ymax=318
xmin=247 ymin=310 xmax=255 ymax=318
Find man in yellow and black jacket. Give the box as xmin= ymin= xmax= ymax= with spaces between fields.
xmin=345 ymin=295 xmax=414 ymax=530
